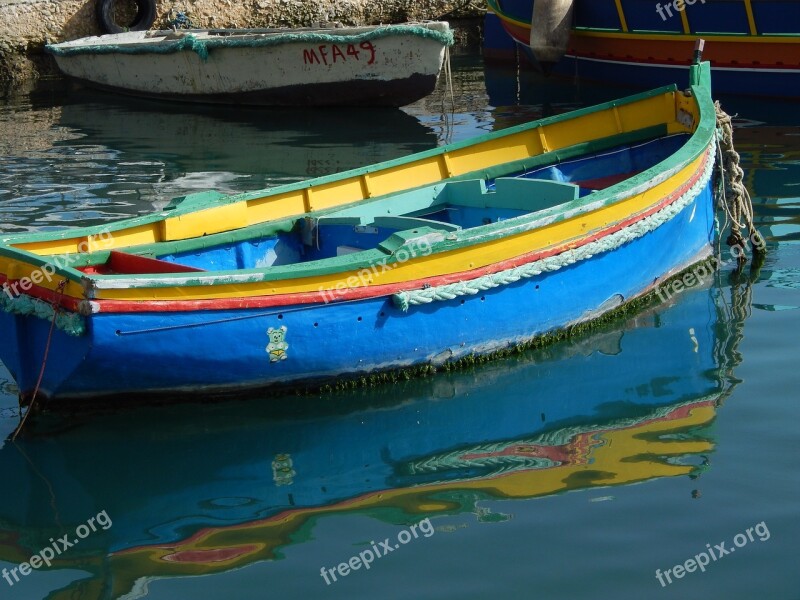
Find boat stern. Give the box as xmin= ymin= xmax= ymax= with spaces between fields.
xmin=0 ymin=305 xmax=91 ymax=403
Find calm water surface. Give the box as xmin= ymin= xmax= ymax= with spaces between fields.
xmin=0 ymin=54 xmax=798 ymax=600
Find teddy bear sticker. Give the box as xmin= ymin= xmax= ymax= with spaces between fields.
xmin=266 ymin=326 xmax=289 ymax=362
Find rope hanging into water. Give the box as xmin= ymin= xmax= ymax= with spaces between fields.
xmin=714 ymin=102 xmax=764 ymax=262
xmin=11 ymin=279 xmax=67 ymax=440
xmin=440 ymin=45 xmax=456 ymax=144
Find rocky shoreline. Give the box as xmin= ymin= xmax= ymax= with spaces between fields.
xmin=0 ymin=0 xmax=484 ymax=85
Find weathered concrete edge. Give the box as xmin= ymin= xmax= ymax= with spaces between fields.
xmin=0 ymin=0 xmax=485 ymax=84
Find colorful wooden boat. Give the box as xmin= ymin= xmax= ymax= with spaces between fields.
xmin=485 ymin=0 xmax=800 ymax=97
xmin=0 ymin=58 xmax=723 ymax=404
xmin=45 ymin=22 xmax=452 ymax=107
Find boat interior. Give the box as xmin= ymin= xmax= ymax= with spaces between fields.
xmin=76 ymin=133 xmax=689 ymax=276
xmin=89 ymin=133 xmax=692 ymax=276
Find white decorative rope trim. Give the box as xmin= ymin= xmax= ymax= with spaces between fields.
xmin=393 ymin=144 xmax=716 ymax=311
xmin=0 ymin=293 xmax=86 ymax=336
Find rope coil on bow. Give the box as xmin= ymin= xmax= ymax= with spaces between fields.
xmin=714 ymin=101 xmax=765 ymax=263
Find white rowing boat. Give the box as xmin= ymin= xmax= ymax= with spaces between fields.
xmin=46 ymin=22 xmax=452 ymax=107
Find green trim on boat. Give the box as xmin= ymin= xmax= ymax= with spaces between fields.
xmin=0 ymin=67 xmax=718 ymax=292
xmin=46 ymin=24 xmax=455 ymax=61
xmin=0 ymin=83 xmax=680 ymax=247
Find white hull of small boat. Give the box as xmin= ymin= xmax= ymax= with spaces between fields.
xmin=46 ymin=22 xmax=452 ymax=107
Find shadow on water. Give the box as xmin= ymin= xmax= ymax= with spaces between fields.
xmin=0 ymin=276 xmax=756 ymax=599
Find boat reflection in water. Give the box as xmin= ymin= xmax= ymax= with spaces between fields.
xmin=53 ymin=90 xmax=439 ymax=182
xmin=0 ymin=280 xmax=753 ymax=598
xmin=0 ymin=85 xmax=439 ymax=232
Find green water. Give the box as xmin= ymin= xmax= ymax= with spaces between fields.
xmin=0 ymin=55 xmax=798 ymax=600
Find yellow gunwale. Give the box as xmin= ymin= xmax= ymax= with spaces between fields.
xmin=83 ymin=151 xmax=707 ymax=302
xmin=11 ymin=88 xmax=676 ymax=257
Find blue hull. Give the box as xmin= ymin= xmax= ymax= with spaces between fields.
xmin=0 ymin=182 xmax=716 ymax=400
xmin=552 ymin=54 xmax=800 ymax=99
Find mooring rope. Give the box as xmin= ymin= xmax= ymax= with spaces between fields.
xmin=11 ymin=279 xmax=67 ymax=440
xmin=440 ymin=45 xmax=456 ymax=144
xmin=714 ymin=102 xmax=764 ymax=261
xmin=0 ymin=291 xmax=86 ymax=336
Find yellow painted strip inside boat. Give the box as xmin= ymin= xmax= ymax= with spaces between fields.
xmin=679 ymin=8 xmax=690 ymax=35
xmin=161 ymin=201 xmax=250 ymax=241
xmin=90 ymin=152 xmax=707 ymax=302
xmin=159 ymin=92 xmax=674 ymax=242
xmin=743 ymin=0 xmax=758 ymax=35
xmin=613 ymin=0 xmax=629 ymax=33
xmin=246 ymin=189 xmax=307 ymax=225
xmin=14 ymin=223 xmax=162 ymax=256
xmin=0 ymin=254 xmax=86 ymax=298
xmin=13 ymin=91 xmax=679 ymax=255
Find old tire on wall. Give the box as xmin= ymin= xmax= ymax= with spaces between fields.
xmin=96 ymin=0 xmax=157 ymax=34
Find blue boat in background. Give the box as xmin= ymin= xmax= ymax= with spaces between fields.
xmin=485 ymin=0 xmax=800 ymax=98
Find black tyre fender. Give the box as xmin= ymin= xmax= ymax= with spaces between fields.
xmin=96 ymin=0 xmax=157 ymax=34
